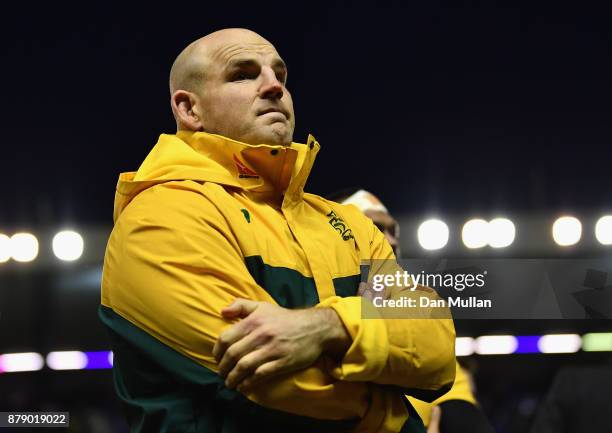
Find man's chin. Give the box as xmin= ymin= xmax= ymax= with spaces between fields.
xmin=251 ymin=126 xmax=293 ymax=147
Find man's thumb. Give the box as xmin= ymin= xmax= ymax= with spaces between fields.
xmin=222 ymin=298 xmax=259 ymax=318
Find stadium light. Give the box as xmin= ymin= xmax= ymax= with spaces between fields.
xmin=595 ymin=215 xmax=612 ymax=245
xmin=4 ymin=331 xmax=612 ymax=376
xmin=83 ymin=351 xmax=113 ymax=370
xmin=46 ymin=351 xmax=88 ymax=370
xmin=455 ymin=337 xmax=475 ymax=356
xmin=462 ymin=219 xmax=489 ymax=249
xmin=475 ymin=335 xmax=518 ymax=355
xmin=52 ymin=230 xmax=84 ymax=261
xmin=514 ymin=336 xmax=541 ymax=354
xmin=488 ymin=218 xmax=515 ymax=248
xmin=538 ymin=334 xmax=581 ymax=353
xmin=552 ymin=216 xmax=582 ymax=246
xmin=10 ymin=233 xmax=39 ymax=262
xmin=0 ymin=352 xmax=44 ymax=373
xmin=417 ymin=219 xmax=449 ymax=250
xmin=0 ymin=234 xmax=10 ymax=263
xmin=582 ymin=333 xmax=612 ymax=351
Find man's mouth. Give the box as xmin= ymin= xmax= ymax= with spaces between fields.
xmin=258 ymin=107 xmax=289 ymax=118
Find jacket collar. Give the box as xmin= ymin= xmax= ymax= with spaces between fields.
xmin=114 ymin=131 xmax=320 ymax=222
xmin=175 ymin=130 xmax=320 ymax=197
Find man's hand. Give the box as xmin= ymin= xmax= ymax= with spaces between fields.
xmin=427 ymin=406 xmax=442 ymax=433
xmin=358 ymin=281 xmax=393 ymax=301
xmin=213 ymin=299 xmax=351 ymax=393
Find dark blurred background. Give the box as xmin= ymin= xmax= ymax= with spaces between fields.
xmin=1 ymin=1 xmax=612 ymax=432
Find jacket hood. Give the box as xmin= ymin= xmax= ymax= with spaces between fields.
xmin=113 ymin=130 xmax=320 ymax=222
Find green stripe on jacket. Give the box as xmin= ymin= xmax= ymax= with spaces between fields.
xmin=244 ymin=255 xmax=360 ymax=307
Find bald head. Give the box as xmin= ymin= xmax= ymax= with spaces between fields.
xmin=169 ymin=28 xmax=272 ymax=95
xmin=169 ymin=28 xmax=295 ymax=146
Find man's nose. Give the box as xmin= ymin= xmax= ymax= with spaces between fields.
xmin=258 ymin=68 xmax=284 ymax=100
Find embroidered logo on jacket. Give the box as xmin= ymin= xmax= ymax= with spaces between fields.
xmin=327 ymin=210 xmax=354 ymax=241
xmin=241 ymin=208 xmax=251 ymax=223
xmin=233 ymin=155 xmax=259 ymax=179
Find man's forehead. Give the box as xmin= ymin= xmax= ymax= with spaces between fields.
xmin=208 ymin=41 xmax=283 ymax=66
xmin=178 ymin=29 xmax=285 ymax=76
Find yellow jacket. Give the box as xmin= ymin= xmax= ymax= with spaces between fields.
xmin=100 ymin=130 xmax=456 ymax=433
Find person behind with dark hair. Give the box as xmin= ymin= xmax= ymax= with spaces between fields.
xmin=100 ymin=28 xmax=457 ymax=433
xmin=332 ymin=188 xmax=495 ymax=433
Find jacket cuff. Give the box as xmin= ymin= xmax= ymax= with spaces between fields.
xmin=316 ymin=296 xmax=389 ymax=382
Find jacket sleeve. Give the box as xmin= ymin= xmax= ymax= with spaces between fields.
xmin=101 ymin=182 xmax=367 ymax=424
xmin=316 ymin=207 xmax=456 ymax=402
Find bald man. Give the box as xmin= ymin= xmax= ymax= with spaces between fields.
xmin=100 ymin=29 xmax=456 ymax=433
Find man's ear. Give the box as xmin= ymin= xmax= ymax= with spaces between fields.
xmin=171 ymin=90 xmax=204 ymax=131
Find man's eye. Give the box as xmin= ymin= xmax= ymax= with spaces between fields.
xmin=233 ymin=72 xmax=255 ymax=81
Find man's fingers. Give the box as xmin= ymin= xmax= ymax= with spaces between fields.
xmin=237 ymin=359 xmax=286 ymax=393
xmin=213 ymin=299 xmax=261 ymax=361
xmin=213 ymin=321 xmax=249 ymax=362
xmin=221 ymin=298 xmax=259 ymax=319
xmin=358 ymin=282 xmax=375 ymax=301
xmin=217 ymin=330 xmax=266 ymax=378
xmin=357 ymin=281 xmax=370 ymax=296
xmin=224 ymin=349 xmax=276 ymax=390
xmin=357 ymin=282 xmax=369 ymax=296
